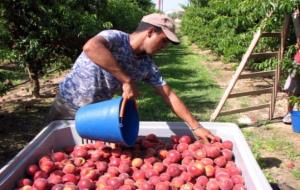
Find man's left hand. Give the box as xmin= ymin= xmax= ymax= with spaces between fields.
xmin=192 ymin=126 xmax=215 ymax=143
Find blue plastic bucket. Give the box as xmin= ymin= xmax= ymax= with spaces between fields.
xmin=75 ymin=97 xmax=139 ymax=146
xmin=291 ymin=111 xmax=300 ymax=133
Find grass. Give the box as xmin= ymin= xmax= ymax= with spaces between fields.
xmin=264 ymin=171 xmax=278 ymax=184
xmin=291 ymin=169 xmax=300 ymax=180
xmin=243 ymin=130 xmax=300 ymax=161
xmin=136 ymin=37 xmax=222 ymax=121
xmin=243 ymin=129 xmax=300 ymax=185
xmin=0 ymin=69 xmax=27 ymax=85
xmin=0 ymin=68 xmax=27 ymax=96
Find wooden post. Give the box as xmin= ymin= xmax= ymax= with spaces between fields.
xmin=270 ymin=14 xmax=290 ymax=119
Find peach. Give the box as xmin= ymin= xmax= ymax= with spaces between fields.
xmin=206 ymin=179 xmax=219 ymax=190
xmin=170 ymin=135 xmax=180 ymax=144
xmin=19 ymin=185 xmax=33 ymax=190
xmin=171 ymin=177 xmax=185 ymax=188
xmin=33 ymin=178 xmax=48 ymax=190
xmin=187 ymin=162 xmax=204 ymax=177
xmin=216 ymin=172 xmax=230 ymax=181
xmin=39 ymin=156 xmax=51 ymax=165
xmin=201 ymin=158 xmax=214 ymax=166
xmin=180 ymin=182 xmax=194 ymax=190
xmin=131 ymin=158 xmax=143 ymax=168
xmin=77 ymin=178 xmax=95 ymax=189
xmin=106 ymin=177 xmax=124 ymax=189
xmin=96 ymin=161 xmax=108 ymax=173
xmin=62 ymin=174 xmax=78 ymax=184
xmin=222 ymin=140 xmax=233 ymax=150
xmin=26 ymin=164 xmax=39 ymax=176
xmin=225 ymin=161 xmax=236 ymax=168
xmin=40 ymin=160 xmax=55 ymax=173
xmin=179 ymin=135 xmax=192 ymax=144
xmin=109 ymin=157 xmax=121 ymax=167
xmin=214 ymin=156 xmax=227 ymax=167
xmin=188 ymin=144 xmax=199 ymax=152
xmin=167 ymin=150 xmax=181 ymax=163
xmin=153 ymin=162 xmax=166 ymax=173
xmin=231 ymin=175 xmax=244 ymax=184
xmin=193 ymin=140 xmax=204 ymax=149
xmin=194 ymin=149 xmax=206 ymax=160
xmin=119 ymin=173 xmax=130 ymax=181
xmin=196 ymin=175 xmax=208 ymax=187
xmin=146 ymin=169 xmax=160 ymax=179
xmin=118 ymin=162 xmax=131 ymax=174
xmin=132 ymin=170 xmax=146 ymax=181
xmin=149 ymin=176 xmax=161 ymax=184
xmin=159 ymin=172 xmax=171 ymax=182
xmin=107 ymin=166 xmax=119 ymax=176
xmin=205 ymin=165 xmax=215 ymax=177
xmin=62 ymin=163 xmax=76 ymax=174
xmin=73 ymin=157 xmax=85 ymax=167
xmin=145 ymin=133 xmax=158 ymax=142
xmin=80 ymin=167 xmax=98 ymax=180
xmin=144 ymin=156 xmax=157 ymax=164
xmin=181 ymin=156 xmax=194 ymax=166
xmin=233 ymin=184 xmax=247 ymax=190
xmin=205 ymin=145 xmax=221 ymax=159
xmin=166 ymin=164 xmax=181 ymax=177
xmin=34 ymin=171 xmax=49 ymax=180
xmin=140 ymin=181 xmax=155 ymax=190
xmin=17 ymin=178 xmax=33 ymax=187
xmin=180 ymin=171 xmax=192 ymax=182
xmin=51 ymin=184 xmax=64 ymax=190
xmin=72 ymin=148 xmax=88 ymax=158
xmin=221 ymin=149 xmax=233 ymax=161
xmin=51 ymin=152 xmax=67 ymax=162
xmin=158 ymin=149 xmax=168 ymax=159
xmin=218 ymin=177 xmax=233 ymax=190
xmin=155 ymin=181 xmax=170 ymax=190
xmin=226 ymin=166 xmax=241 ymax=176
xmin=176 ymin=143 xmax=189 ymax=153
xmin=94 ymin=141 xmax=105 ymax=149
xmin=119 ymin=184 xmax=134 ymax=190
xmin=47 ymin=174 xmax=62 ymax=185
xmin=89 ymin=150 xmax=102 ymax=161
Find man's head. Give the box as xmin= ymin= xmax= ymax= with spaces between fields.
xmin=133 ymin=13 xmax=179 ymax=55
xmin=140 ymin=13 xmax=180 ymax=44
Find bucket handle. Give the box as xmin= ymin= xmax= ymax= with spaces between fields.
xmin=119 ymin=98 xmax=138 ymax=121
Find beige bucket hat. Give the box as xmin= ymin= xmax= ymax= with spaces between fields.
xmin=141 ymin=13 xmax=180 ymax=44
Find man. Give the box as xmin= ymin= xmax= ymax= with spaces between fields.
xmin=282 ymin=9 xmax=300 ymax=124
xmin=49 ymin=13 xmax=215 ymax=142
xmin=282 ymin=43 xmax=300 ymax=124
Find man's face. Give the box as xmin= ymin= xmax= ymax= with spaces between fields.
xmin=143 ymin=28 xmax=170 ymax=55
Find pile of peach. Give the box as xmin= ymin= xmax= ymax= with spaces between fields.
xmin=17 ymin=134 xmax=246 ymax=190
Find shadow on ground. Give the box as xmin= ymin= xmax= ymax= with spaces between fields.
xmin=257 ymin=157 xmax=282 ymax=169
xmin=0 ymin=95 xmax=53 ymax=168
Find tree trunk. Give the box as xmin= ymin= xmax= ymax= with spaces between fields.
xmin=26 ymin=62 xmax=40 ymax=98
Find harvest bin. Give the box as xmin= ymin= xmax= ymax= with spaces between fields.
xmin=0 ymin=121 xmax=272 ymax=190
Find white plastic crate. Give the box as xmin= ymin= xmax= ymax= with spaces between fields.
xmin=0 ymin=121 xmax=272 ymax=190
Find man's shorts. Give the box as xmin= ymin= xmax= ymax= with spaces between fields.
xmin=284 ymin=74 xmax=300 ymax=96
xmin=47 ymin=94 xmax=77 ymax=122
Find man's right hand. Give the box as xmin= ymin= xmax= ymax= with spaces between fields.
xmin=122 ymin=80 xmax=138 ymax=100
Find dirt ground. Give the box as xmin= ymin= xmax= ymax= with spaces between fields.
xmin=0 ymin=45 xmax=299 ymax=190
